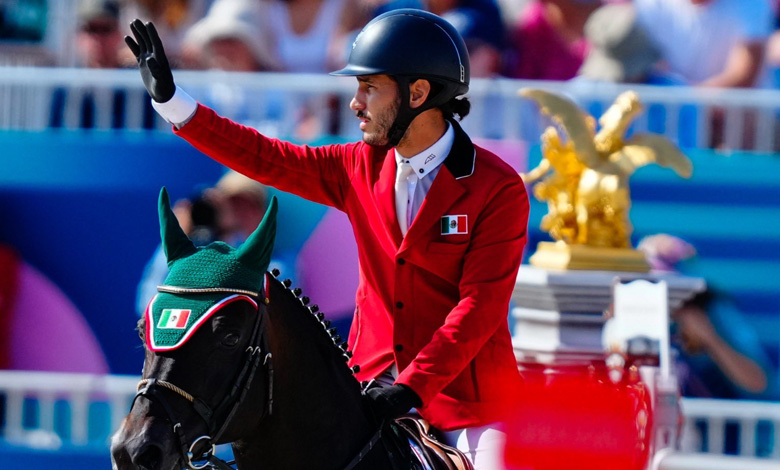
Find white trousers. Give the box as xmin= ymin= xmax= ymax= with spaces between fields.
xmin=442 ymin=425 xmax=506 ymax=470
xmin=374 ymin=367 xmax=507 ymax=470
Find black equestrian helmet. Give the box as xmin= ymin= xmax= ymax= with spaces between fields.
xmin=330 ymin=9 xmax=470 ymax=100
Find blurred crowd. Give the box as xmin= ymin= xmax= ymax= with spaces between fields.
xmin=2 ymin=0 xmax=780 ymax=88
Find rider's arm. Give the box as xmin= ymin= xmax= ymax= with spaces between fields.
xmin=172 ymin=102 xmax=361 ymax=211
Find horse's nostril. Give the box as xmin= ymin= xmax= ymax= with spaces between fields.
xmin=134 ymin=442 xmax=165 ymax=470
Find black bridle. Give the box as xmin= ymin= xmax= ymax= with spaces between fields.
xmin=131 ymin=286 xmax=273 ymax=470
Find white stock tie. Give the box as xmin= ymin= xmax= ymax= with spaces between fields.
xmin=394 ymin=161 xmax=416 ymax=235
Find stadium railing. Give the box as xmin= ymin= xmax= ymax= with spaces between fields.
xmin=2 ymin=67 xmax=780 ymax=151
xmin=0 ymin=370 xmax=136 ymax=449
xmin=681 ymin=398 xmax=780 ymax=458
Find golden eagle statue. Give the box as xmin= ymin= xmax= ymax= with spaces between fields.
xmin=519 ymin=88 xmax=693 ymax=271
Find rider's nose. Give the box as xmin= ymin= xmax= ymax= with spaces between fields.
xmin=133 ymin=441 xmax=165 ymax=470
xmin=350 ymin=95 xmax=364 ymax=112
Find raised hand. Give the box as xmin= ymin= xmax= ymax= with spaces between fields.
xmin=124 ymin=19 xmax=175 ymax=103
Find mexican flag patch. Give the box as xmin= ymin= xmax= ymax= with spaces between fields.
xmin=441 ymin=215 xmax=468 ymax=235
xmin=157 ymin=309 xmax=191 ymax=329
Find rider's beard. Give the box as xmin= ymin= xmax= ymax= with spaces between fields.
xmin=358 ymin=96 xmax=400 ymax=147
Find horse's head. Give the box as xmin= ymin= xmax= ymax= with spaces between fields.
xmin=111 ymin=188 xmax=277 ymax=470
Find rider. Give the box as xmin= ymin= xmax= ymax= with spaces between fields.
xmin=125 ymin=9 xmax=529 ymax=468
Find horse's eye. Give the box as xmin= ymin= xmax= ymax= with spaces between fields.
xmin=222 ymin=333 xmax=240 ymax=347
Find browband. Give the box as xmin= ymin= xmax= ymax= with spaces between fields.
xmin=157 ymin=285 xmax=261 ymax=298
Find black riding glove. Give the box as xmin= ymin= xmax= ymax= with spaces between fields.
xmin=124 ymin=19 xmax=176 ymax=103
xmin=364 ymin=384 xmax=422 ymax=422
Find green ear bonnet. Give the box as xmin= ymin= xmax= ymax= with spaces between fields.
xmin=145 ymin=187 xmax=277 ymax=351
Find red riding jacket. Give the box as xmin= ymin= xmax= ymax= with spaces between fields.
xmin=174 ymin=105 xmax=529 ymax=430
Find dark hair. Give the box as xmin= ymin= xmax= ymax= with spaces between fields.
xmin=439 ymin=95 xmax=471 ymax=121
xmin=426 ymin=80 xmax=470 ymax=121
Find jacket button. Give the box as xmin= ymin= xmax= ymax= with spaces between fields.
xmin=396 ymin=302 xmax=404 ymax=309
xmin=394 ymin=344 xmax=404 ymax=352
xmin=397 ymin=258 xmax=405 ymax=265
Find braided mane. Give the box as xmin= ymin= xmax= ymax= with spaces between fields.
xmin=267 ymin=268 xmax=363 ymax=384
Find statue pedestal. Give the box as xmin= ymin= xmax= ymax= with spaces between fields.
xmin=530 ymin=241 xmax=651 ymax=272
xmin=512 ymin=265 xmax=706 ymax=364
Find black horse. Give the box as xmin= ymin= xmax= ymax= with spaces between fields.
xmin=110 ymin=189 xmax=414 ymax=470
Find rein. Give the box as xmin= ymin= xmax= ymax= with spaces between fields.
xmin=131 ymin=286 xmax=273 ymax=470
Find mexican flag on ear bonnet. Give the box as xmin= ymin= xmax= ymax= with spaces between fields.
xmin=146 ymin=187 xmax=277 ymax=351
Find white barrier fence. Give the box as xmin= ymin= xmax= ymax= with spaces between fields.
xmin=0 ymin=370 xmax=137 ymax=449
xmin=680 ymin=398 xmax=780 ymax=458
xmin=656 ymin=452 xmax=780 ymax=470
xmin=2 ymin=369 xmax=780 ymax=462
xmin=2 ymin=67 xmax=780 ymax=151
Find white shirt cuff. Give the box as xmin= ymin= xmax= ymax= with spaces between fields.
xmin=151 ymin=86 xmax=198 ymax=128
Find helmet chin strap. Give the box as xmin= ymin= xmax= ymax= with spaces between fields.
xmin=386 ymin=77 xmax=456 ymax=148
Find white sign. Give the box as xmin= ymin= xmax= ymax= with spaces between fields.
xmin=603 ymin=279 xmax=671 ymax=378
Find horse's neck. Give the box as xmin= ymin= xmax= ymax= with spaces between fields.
xmin=235 ymin=276 xmax=376 ymax=469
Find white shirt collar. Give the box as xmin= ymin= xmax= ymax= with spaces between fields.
xmin=394 ymin=122 xmax=454 ymax=179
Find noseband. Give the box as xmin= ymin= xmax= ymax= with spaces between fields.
xmin=131 ymin=286 xmax=274 ymax=470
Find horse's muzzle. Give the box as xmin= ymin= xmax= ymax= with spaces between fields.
xmin=111 ymin=414 xmax=183 ymax=470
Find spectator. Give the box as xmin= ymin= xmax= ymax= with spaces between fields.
xmin=576 ymin=2 xmax=683 ymax=85
xmin=673 ymin=289 xmax=771 ymax=398
xmin=50 ymin=0 xmax=156 ymax=129
xmin=265 ymin=0 xmax=366 ymax=73
xmin=210 ymin=170 xmax=270 ymax=247
xmin=76 ymin=0 xmax=124 ymax=68
xmin=433 ymin=0 xmax=507 ymax=77
xmin=182 ymin=0 xmax=280 ymax=71
xmin=634 ymin=0 xmax=773 ymax=88
xmin=635 ymin=0 xmax=773 ymax=149
xmin=211 ymin=171 xmax=296 ymax=284
xmin=258 ymin=0 xmax=369 ymax=140
xmin=506 ymin=0 xmax=601 ymax=80
xmin=638 ymin=234 xmax=774 ymax=400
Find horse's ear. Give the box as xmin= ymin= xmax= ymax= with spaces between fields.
xmin=159 ymin=187 xmax=197 ymax=264
xmin=237 ymin=196 xmax=277 ymax=271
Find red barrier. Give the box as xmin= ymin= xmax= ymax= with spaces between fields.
xmin=505 ymin=363 xmax=653 ymax=470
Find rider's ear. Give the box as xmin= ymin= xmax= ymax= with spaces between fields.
xmin=158 ymin=187 xmax=196 ymax=264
